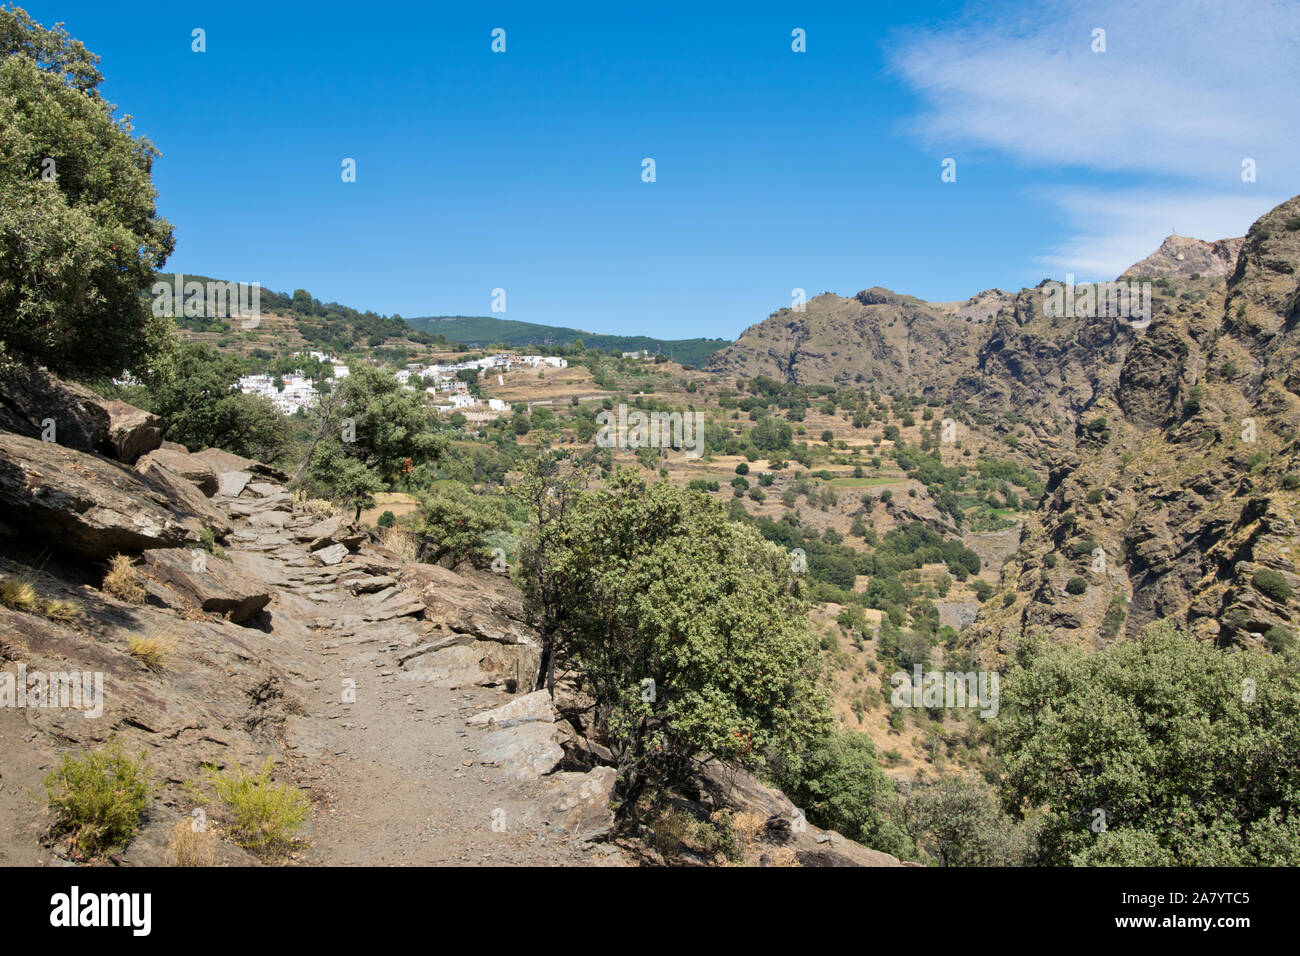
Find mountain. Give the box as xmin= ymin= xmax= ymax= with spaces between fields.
xmin=706 ymin=202 xmax=1300 ymax=660
xmin=966 ymin=198 xmax=1300 ymax=657
xmin=406 ymin=315 xmax=729 ymax=366
xmin=1120 ymin=234 xmax=1244 ymax=281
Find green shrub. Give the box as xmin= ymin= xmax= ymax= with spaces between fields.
xmin=377 ymin=510 xmax=396 ymax=528
xmin=1264 ymin=625 xmax=1297 ymax=653
xmin=1065 ymin=576 xmax=1088 ymax=595
xmin=44 ymin=744 xmax=154 ymax=858
xmin=205 ymin=757 xmax=309 ymax=856
xmin=1085 ymin=488 xmax=1104 ymax=505
xmin=1254 ymin=569 xmax=1293 ymax=603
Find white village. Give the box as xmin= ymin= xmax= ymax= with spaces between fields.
xmin=235 ymin=351 xmax=567 ymax=417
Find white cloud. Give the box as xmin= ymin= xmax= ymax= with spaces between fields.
xmin=890 ymin=0 xmax=1300 ymax=276
xmin=891 ymin=0 xmax=1300 ymax=182
xmin=1030 ymin=189 xmax=1288 ymax=279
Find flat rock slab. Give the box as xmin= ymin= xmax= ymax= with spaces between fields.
xmin=135 ymin=448 xmax=218 ymax=496
xmin=136 ymin=460 xmax=232 ymax=538
xmin=480 ymin=721 xmax=564 ymax=780
xmin=0 ymin=431 xmax=197 ymax=558
xmin=467 ymin=690 xmax=556 ymax=728
xmin=217 ymin=471 xmax=252 ymax=497
xmin=314 ymin=543 xmax=349 ymax=565
xmin=142 ymin=548 xmax=272 ymax=623
xmin=244 ymin=481 xmax=284 ymax=498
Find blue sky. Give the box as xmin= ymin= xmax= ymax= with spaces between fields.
xmin=26 ymin=0 xmax=1298 ymax=339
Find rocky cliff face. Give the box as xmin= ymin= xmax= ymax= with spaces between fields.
xmin=709 ymin=199 xmax=1299 ymax=659
xmin=1120 ymin=234 xmax=1244 ymax=281
xmin=967 ymin=197 xmax=1300 ymax=658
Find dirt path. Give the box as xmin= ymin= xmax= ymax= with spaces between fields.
xmin=221 ymin=498 xmax=625 ymax=867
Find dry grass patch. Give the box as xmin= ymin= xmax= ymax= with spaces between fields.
xmin=127 ymin=634 xmax=170 ymax=672
xmin=379 ymin=526 xmax=419 ymax=562
xmin=168 ymin=817 xmax=217 ymax=866
xmin=103 ymin=555 xmax=146 ymax=604
xmin=0 ymin=576 xmax=39 ymax=611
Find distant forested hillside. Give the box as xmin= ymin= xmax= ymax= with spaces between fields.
xmin=408 ymin=315 xmax=729 ymax=366
xmin=157 ymin=274 xmax=443 ymax=351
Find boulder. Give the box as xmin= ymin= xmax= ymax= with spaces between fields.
xmin=141 ymin=548 xmax=272 ymax=623
xmin=520 ymin=767 xmax=617 ymax=840
xmin=0 ymin=431 xmax=198 ymax=557
xmin=102 ymin=400 xmax=161 ymax=463
xmin=400 ymin=563 xmax=535 ymax=645
xmin=0 ymin=364 xmax=110 ymax=452
xmin=399 ymin=640 xmax=539 ymax=690
xmin=479 ymin=721 xmax=564 ymax=779
xmin=135 ymin=460 xmax=232 ymax=539
xmin=0 ymin=365 xmax=160 ymax=463
xmin=466 ymin=690 xmax=556 ymax=728
xmin=135 ymin=448 xmax=219 ymax=497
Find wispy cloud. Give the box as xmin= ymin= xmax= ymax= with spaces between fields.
xmin=1029 ymin=188 xmax=1287 ymax=279
xmin=890 ymin=0 xmax=1300 ymax=276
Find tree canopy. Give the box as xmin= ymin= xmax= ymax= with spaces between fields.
xmin=0 ymin=4 xmax=173 ymax=379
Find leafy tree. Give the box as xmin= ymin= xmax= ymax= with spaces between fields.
xmin=0 ymin=6 xmax=174 ymax=378
xmin=902 ymin=777 xmax=1035 ymax=866
xmin=147 ymin=343 xmax=293 ymax=464
xmin=418 ymin=481 xmax=510 ymax=568
xmin=770 ymin=730 xmax=910 ymax=857
xmin=516 ymin=470 xmax=830 ymax=812
xmin=301 ymin=364 xmax=445 ymax=513
xmin=997 ymin=620 xmax=1300 ymax=865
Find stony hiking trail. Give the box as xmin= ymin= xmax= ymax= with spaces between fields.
xmin=182 ymin=463 xmax=628 ymax=866
xmin=0 ymin=432 xmax=625 ymax=867
xmin=0 ymin=421 xmax=904 ymax=867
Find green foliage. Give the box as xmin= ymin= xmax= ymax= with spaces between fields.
xmin=44 ymin=743 xmax=154 ymax=858
xmin=205 ymin=757 xmax=309 ymax=857
xmin=1253 ymin=569 xmax=1293 ymax=603
xmin=903 ymin=777 xmax=1035 ymax=866
xmin=418 ymin=481 xmax=510 ymax=568
xmin=770 ymin=730 xmax=910 ymax=857
xmin=517 ymin=470 xmax=831 ymax=810
xmin=303 ymin=364 xmax=445 ymax=508
xmin=0 ymin=6 xmax=174 ymax=378
xmin=145 ymin=342 xmax=294 ymax=464
xmin=997 ymin=620 xmax=1300 ymax=865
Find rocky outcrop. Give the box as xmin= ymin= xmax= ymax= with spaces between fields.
xmin=694 ymin=760 xmax=908 ymax=866
xmin=135 ymin=447 xmax=219 ymax=496
xmin=0 ymin=431 xmax=201 ymax=557
xmin=0 ymin=365 xmax=160 ymax=462
xmin=1120 ymin=234 xmax=1244 ymax=281
xmin=141 ymin=547 xmax=272 ymax=623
